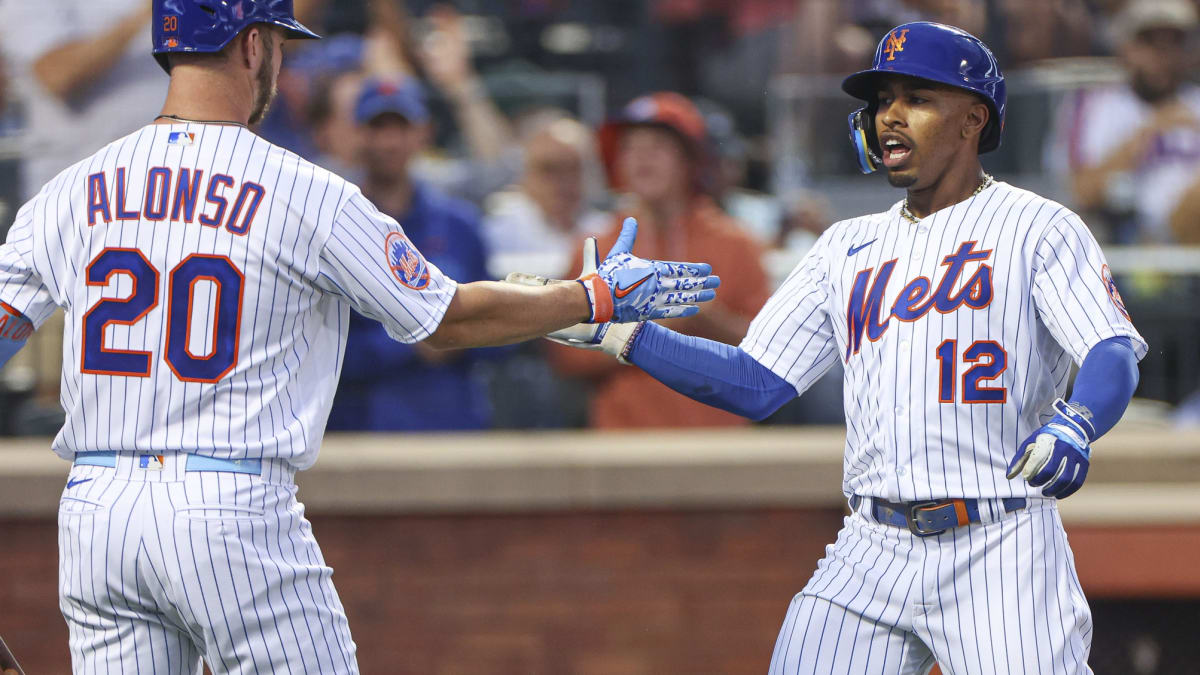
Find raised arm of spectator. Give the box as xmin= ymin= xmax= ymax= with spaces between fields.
xmin=1169 ymin=174 xmax=1200 ymax=243
xmin=293 ymin=0 xmax=329 ymax=26
xmin=417 ymin=4 xmax=513 ymax=163
xmin=361 ymin=0 xmax=421 ymax=77
xmin=1072 ymin=101 xmax=1200 ymax=210
xmin=30 ymin=5 xmax=151 ymax=102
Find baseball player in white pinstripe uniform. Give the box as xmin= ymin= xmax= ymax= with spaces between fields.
xmin=540 ymin=23 xmax=1146 ymax=674
xmin=0 ymin=2 xmax=718 ymax=673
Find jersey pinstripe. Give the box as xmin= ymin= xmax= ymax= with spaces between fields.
xmin=741 ymin=181 xmax=1147 ymax=501
xmin=0 ymin=122 xmax=456 ymax=469
xmin=60 ymin=456 xmax=358 ymax=672
xmin=769 ymin=499 xmax=1091 ymax=674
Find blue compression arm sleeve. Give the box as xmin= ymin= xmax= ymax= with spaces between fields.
xmin=1068 ymin=336 xmax=1139 ymax=439
xmin=627 ymin=321 xmax=796 ymax=421
xmin=0 ymin=302 xmax=34 ymax=369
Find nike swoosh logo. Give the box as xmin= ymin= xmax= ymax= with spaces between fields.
xmin=614 ymin=273 xmax=654 ymax=299
xmin=847 ymin=239 xmax=877 ymax=256
xmin=66 ymin=478 xmax=94 ymax=489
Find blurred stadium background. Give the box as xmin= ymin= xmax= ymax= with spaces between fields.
xmin=1 ymin=0 xmax=1198 ymax=673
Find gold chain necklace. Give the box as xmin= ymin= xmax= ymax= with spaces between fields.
xmin=155 ymin=114 xmax=248 ymax=129
xmin=900 ymin=173 xmax=995 ymax=224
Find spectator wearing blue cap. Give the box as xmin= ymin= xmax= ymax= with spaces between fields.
xmin=327 ymin=76 xmax=494 ymax=432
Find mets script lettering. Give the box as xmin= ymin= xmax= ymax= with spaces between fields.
xmin=845 ymin=241 xmax=993 ymax=359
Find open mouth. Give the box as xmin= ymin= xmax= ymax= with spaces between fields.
xmin=882 ymin=138 xmax=913 ymax=168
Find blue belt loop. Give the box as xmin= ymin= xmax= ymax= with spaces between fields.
xmin=73 ymin=451 xmax=117 ymax=468
xmin=185 ymin=455 xmax=262 ymax=475
xmin=71 ymin=452 xmax=262 ymax=475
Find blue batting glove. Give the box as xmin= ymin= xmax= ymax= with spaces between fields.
xmin=582 ymin=217 xmax=719 ymax=323
xmin=1006 ymin=398 xmax=1096 ymax=499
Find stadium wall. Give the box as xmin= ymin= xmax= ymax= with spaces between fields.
xmin=1 ymin=428 xmax=1197 ymax=673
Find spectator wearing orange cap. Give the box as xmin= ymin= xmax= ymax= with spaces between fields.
xmin=550 ymin=92 xmax=771 ymax=429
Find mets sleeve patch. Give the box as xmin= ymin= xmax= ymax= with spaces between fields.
xmin=384 ymin=231 xmax=431 ymax=290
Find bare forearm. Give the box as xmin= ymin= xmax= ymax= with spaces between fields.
xmin=425 ymin=280 xmax=590 ymax=349
xmin=1170 ymin=177 xmax=1200 ymax=243
xmin=362 ymin=0 xmax=419 ymax=76
xmin=293 ymin=0 xmax=328 ymax=25
xmin=33 ymin=8 xmax=150 ymax=101
xmin=1071 ymin=128 xmax=1154 ymax=210
xmin=446 ymin=79 xmax=513 ymax=162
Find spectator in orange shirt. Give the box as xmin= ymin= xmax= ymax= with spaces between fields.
xmin=550 ymin=92 xmax=770 ymax=428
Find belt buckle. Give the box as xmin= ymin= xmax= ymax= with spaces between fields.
xmin=904 ymin=500 xmax=948 ymax=537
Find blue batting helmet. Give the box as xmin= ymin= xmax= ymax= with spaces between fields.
xmin=153 ymin=0 xmax=320 ymax=73
xmin=841 ymin=22 xmax=1006 ymax=173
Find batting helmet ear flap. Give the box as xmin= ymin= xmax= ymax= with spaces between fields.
xmin=848 ymin=107 xmax=882 ymax=174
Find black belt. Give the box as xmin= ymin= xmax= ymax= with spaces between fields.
xmin=851 ymin=496 xmax=1028 ymax=537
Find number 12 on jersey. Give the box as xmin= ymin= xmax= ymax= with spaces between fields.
xmin=935 ymin=339 xmax=1007 ymax=403
xmin=81 ymin=248 xmax=244 ymax=383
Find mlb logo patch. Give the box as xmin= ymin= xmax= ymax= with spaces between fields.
xmin=168 ymin=131 xmax=195 ymax=146
xmin=138 ymin=454 xmax=166 ymax=471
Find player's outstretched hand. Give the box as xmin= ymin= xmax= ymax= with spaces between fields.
xmin=1006 ymin=399 xmax=1095 ymax=499
xmin=578 ymin=217 xmax=720 ymax=324
xmin=504 ymin=239 xmax=642 ymax=362
xmin=504 ymin=217 xmax=719 ymax=362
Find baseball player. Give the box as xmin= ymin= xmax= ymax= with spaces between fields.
xmin=0 ymin=1 xmax=718 ymax=673
xmin=539 ymin=22 xmax=1146 ymax=674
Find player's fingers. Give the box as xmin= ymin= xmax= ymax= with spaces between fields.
xmin=653 ymin=260 xmax=714 ymax=278
xmin=1028 ymin=453 xmax=1066 ymax=487
xmin=547 ymin=323 xmax=601 ymax=343
xmin=606 ymin=217 xmax=638 ymax=258
xmin=659 ymin=290 xmax=717 ymax=306
xmin=1040 ymin=459 xmax=1077 ymax=497
xmin=649 ymin=305 xmax=700 ymax=320
xmin=582 ymin=237 xmax=600 ymax=275
xmin=1005 ymin=446 xmax=1032 ymax=480
xmin=1055 ymin=463 xmax=1089 ymax=499
xmin=1021 ymin=435 xmax=1056 ymax=483
xmin=661 ymin=275 xmax=721 ymax=292
xmin=504 ymin=272 xmax=554 ymax=286
xmin=544 ymin=335 xmax=603 ymax=350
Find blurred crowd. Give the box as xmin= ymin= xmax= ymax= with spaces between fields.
xmin=0 ymin=0 xmax=1198 ymax=434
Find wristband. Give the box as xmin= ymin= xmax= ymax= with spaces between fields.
xmin=576 ymin=274 xmax=613 ymax=324
xmin=1053 ymin=398 xmax=1096 ymax=442
xmin=0 ymin=301 xmax=33 ymax=341
xmin=616 ymin=321 xmax=645 ymax=365
xmin=0 ymin=301 xmax=34 ymax=368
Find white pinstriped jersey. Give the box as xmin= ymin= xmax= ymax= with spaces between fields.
xmin=742 ymin=181 xmax=1147 ymax=501
xmin=0 ymin=122 xmax=456 ymax=469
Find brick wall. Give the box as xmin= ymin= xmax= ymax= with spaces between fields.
xmin=4 ymin=510 xmax=1198 ymax=674
xmin=0 ymin=508 xmax=843 ymax=674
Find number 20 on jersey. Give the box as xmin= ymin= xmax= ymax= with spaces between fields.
xmin=81 ymin=248 xmax=243 ymax=383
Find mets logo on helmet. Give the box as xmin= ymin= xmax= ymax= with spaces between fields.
xmin=384 ymin=231 xmax=430 ymax=290
xmin=884 ymin=28 xmax=910 ymax=61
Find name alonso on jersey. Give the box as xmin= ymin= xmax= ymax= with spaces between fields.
xmin=85 ymin=166 xmax=266 ymax=235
